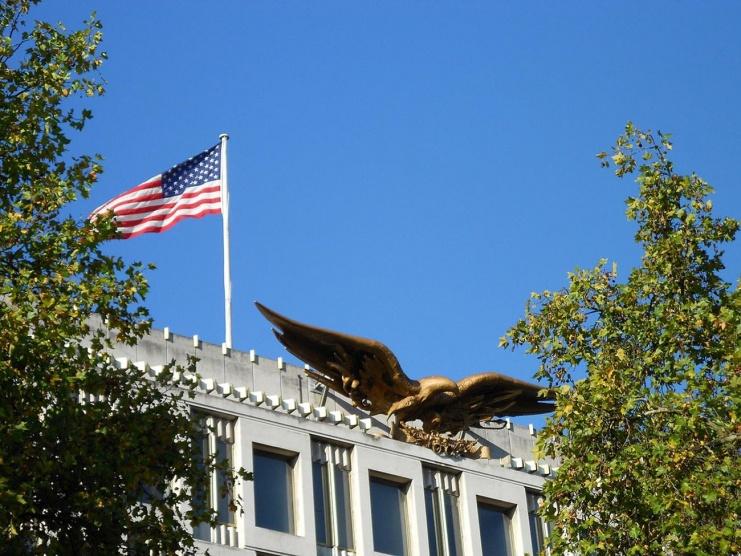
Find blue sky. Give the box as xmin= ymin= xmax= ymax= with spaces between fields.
xmin=38 ymin=2 xmax=740 ymax=423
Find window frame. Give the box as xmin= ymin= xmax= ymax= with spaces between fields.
xmin=191 ymin=412 xmax=238 ymax=547
xmin=312 ymin=440 xmax=355 ymax=555
xmin=252 ymin=445 xmax=297 ymax=535
xmin=423 ymin=467 xmax=462 ymax=556
xmin=526 ymin=491 xmax=550 ymax=556
xmin=476 ymin=496 xmax=515 ymax=556
xmin=368 ymin=472 xmax=410 ymax=556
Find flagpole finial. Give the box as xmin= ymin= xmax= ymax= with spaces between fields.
xmin=219 ymin=133 xmax=229 ymax=141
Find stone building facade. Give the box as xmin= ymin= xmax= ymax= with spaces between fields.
xmin=111 ymin=325 xmax=554 ymax=556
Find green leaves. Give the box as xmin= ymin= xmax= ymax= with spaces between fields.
xmin=505 ymin=125 xmax=740 ymax=555
xmin=0 ymin=2 xmax=246 ymax=553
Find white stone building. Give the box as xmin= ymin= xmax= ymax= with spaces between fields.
xmin=112 ymin=325 xmax=553 ymax=556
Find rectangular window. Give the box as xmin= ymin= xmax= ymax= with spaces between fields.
xmin=527 ymin=491 xmax=549 ymax=555
xmin=192 ymin=414 xmax=237 ymax=547
xmin=312 ymin=441 xmax=355 ymax=554
xmin=423 ymin=468 xmax=462 ymax=556
xmin=253 ymin=448 xmax=295 ymax=534
xmin=370 ymin=475 xmax=408 ymax=556
xmin=477 ymin=499 xmax=513 ymax=556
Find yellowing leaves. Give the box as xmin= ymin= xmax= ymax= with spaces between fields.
xmin=504 ymin=124 xmax=739 ymax=555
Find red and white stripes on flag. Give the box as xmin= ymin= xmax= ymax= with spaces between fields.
xmin=90 ymin=143 xmax=222 ymax=239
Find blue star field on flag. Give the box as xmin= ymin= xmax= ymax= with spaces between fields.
xmin=161 ymin=143 xmax=221 ymax=198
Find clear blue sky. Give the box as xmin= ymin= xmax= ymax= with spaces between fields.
xmin=39 ymin=2 xmax=740 ymax=423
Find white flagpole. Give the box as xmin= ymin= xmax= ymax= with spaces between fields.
xmin=219 ymin=133 xmax=232 ymax=349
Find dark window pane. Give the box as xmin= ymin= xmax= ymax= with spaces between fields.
xmin=215 ymin=438 xmax=233 ymax=524
xmin=192 ymin=521 xmax=211 ymax=542
xmin=192 ymin=430 xmax=210 ymax=540
xmin=254 ymin=450 xmax=294 ymax=533
xmin=313 ymin=461 xmax=331 ymax=545
xmin=443 ymin=492 xmax=461 ymax=556
xmin=527 ymin=493 xmax=546 ymax=555
xmin=478 ymin=503 xmax=512 ymax=556
xmin=370 ymin=478 xmax=407 ymax=556
xmin=529 ymin=513 xmax=544 ymax=555
xmin=425 ymin=489 xmax=441 ymax=556
xmin=335 ymin=468 xmax=354 ymax=550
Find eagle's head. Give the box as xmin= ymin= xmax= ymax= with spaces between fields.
xmin=387 ymin=376 xmax=459 ymax=419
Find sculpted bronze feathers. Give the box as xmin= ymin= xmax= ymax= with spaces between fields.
xmin=255 ymin=302 xmax=554 ymax=434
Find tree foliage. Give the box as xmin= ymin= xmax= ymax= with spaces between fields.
xmin=502 ymin=123 xmax=740 ymax=555
xmin=0 ymin=1 xmax=246 ymax=553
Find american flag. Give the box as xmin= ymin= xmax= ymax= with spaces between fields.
xmin=90 ymin=143 xmax=222 ymax=239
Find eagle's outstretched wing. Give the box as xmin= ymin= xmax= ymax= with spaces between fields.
xmin=423 ymin=372 xmax=554 ymax=433
xmin=255 ymin=302 xmax=420 ymax=414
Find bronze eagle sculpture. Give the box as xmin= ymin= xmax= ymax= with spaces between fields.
xmin=255 ymin=302 xmax=555 ymax=435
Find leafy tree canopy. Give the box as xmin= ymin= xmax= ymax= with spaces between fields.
xmin=0 ymin=1 xmax=246 ymax=553
xmin=503 ymin=123 xmax=739 ymax=555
